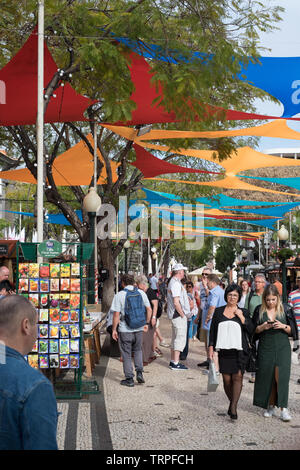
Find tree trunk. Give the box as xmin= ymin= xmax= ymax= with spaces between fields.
xmin=98 ymin=239 xmax=116 ymax=313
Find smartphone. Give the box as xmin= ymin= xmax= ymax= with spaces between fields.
xmin=267 ymin=320 xmax=274 ymax=324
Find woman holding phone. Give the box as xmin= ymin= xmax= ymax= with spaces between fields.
xmin=252 ymin=284 xmax=298 ymax=421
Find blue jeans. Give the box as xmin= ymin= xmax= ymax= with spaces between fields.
xmin=188 ymin=315 xmax=198 ymax=338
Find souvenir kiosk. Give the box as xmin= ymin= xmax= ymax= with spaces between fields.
xmin=16 ymin=240 xmax=101 ymax=399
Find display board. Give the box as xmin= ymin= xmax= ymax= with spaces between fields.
xmin=18 ymin=262 xmax=82 ymax=370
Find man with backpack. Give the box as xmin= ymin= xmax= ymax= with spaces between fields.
xmin=111 ymin=274 xmax=152 ymax=387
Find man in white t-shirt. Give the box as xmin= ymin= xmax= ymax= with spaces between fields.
xmin=167 ymin=264 xmax=190 ymax=370
xmin=112 ymin=274 xmax=152 ymax=387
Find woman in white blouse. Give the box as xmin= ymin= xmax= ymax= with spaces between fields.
xmin=208 ymin=284 xmax=254 ymax=420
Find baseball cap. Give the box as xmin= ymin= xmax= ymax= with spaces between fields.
xmin=172 ymin=263 xmax=188 ymax=271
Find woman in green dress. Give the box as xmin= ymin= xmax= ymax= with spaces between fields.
xmin=252 ymin=284 xmax=298 ymax=422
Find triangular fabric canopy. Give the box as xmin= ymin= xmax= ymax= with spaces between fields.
xmin=0 ymin=29 xmax=94 ymax=126
xmin=147 ymin=175 xmax=299 ymax=197
xmin=0 ymin=134 xmax=119 ymax=186
xmin=162 ymin=222 xmax=264 ymax=241
xmin=140 ymin=188 xmax=285 ymax=208
xmin=223 ymin=201 xmax=300 ymax=218
xmin=133 ymin=119 xmax=300 ymax=142
xmin=132 ymin=143 xmax=220 ymax=177
xmin=112 ymin=53 xmax=300 ymax=126
xmin=114 ymin=34 xmax=300 ymax=119
xmin=240 ymin=175 xmax=300 ymax=193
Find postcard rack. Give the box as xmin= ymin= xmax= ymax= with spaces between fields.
xmin=16 ymin=241 xmax=100 ymax=399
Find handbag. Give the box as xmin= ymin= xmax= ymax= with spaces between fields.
xmin=207 ymin=360 xmax=219 ymax=392
xmin=245 ymin=339 xmax=257 ymax=373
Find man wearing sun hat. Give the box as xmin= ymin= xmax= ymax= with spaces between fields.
xmin=167 ymin=263 xmax=191 ymax=370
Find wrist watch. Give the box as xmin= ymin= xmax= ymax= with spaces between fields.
xmin=146 ymin=322 xmax=150 ymax=325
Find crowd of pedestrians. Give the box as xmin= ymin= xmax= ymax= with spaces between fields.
xmin=1 ymin=263 xmax=300 ymax=450
xmin=110 ymin=265 xmax=300 ymax=425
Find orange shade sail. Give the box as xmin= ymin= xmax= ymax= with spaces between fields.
xmin=0 ymin=134 xmax=119 ymax=186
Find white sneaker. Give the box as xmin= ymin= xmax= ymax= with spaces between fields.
xmin=263 ymin=406 xmax=275 ymax=418
xmin=280 ymin=408 xmax=291 ymax=422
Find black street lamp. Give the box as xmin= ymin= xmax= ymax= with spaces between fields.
xmin=83 ymin=187 xmax=101 ymax=304
xmin=124 ymin=239 xmax=130 ymax=273
xmin=241 ymin=248 xmax=248 ymax=278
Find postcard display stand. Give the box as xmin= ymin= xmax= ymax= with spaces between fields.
xmin=16 ymin=242 xmax=100 ymax=399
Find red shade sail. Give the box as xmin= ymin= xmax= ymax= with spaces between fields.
xmin=132 ymin=143 xmax=220 ymax=177
xmin=0 ymin=29 xmax=93 ymax=126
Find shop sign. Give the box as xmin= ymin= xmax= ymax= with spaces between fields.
xmin=38 ymin=240 xmax=62 ymax=258
xmin=0 ymin=244 xmax=8 ymax=255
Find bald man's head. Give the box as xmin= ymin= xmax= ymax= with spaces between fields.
xmin=0 ymin=266 xmax=9 ymax=282
xmin=0 ymin=295 xmax=36 ymax=336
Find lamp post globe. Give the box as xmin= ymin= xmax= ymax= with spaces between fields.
xmin=277 ymin=224 xmax=289 ymax=242
xmin=277 ymin=224 xmax=289 ymax=304
xmin=83 ymin=188 xmax=101 ymax=304
xmin=124 ymin=240 xmax=130 ymax=273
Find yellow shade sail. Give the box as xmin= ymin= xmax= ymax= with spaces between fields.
xmin=101 ymin=120 xmax=300 ymax=143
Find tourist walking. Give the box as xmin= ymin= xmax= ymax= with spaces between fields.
xmin=111 ymin=274 xmax=152 ymax=386
xmin=167 ymin=263 xmax=190 ymax=370
xmin=0 ymin=295 xmax=58 ymax=450
xmin=136 ymin=275 xmax=158 ymax=365
xmin=252 ymin=284 xmax=298 ymax=421
xmin=179 ymin=279 xmax=197 ymax=361
xmin=200 ymin=274 xmax=226 ymax=369
xmin=208 ymin=284 xmax=255 ymax=420
xmin=238 ymin=279 xmax=250 ymax=309
xmin=244 ymin=273 xmax=267 ymax=383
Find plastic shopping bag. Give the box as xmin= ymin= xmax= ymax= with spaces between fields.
xmin=207 ymin=360 xmax=219 ymax=392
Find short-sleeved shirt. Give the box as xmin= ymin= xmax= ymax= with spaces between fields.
xmin=199 ymin=281 xmax=209 ymax=311
xmin=202 ymin=285 xmax=226 ymax=331
xmin=288 ymin=288 xmax=300 ymax=331
xmin=167 ymin=277 xmax=190 ymax=319
xmin=146 ymin=287 xmax=158 ymax=306
xmin=150 ymin=276 xmax=158 ymax=290
xmin=111 ymin=285 xmax=151 ymax=333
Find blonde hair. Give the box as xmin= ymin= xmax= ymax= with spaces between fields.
xmin=259 ymin=284 xmax=284 ymax=321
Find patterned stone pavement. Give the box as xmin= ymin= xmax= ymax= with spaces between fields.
xmin=57 ymin=314 xmax=300 ymax=451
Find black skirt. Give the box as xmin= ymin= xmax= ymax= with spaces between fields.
xmin=218 ymin=349 xmax=241 ymax=374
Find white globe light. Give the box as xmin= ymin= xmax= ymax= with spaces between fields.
xmin=124 ymin=240 xmax=130 ymax=249
xmin=277 ymin=224 xmax=289 ymax=241
xmin=83 ymin=187 xmax=102 ymax=212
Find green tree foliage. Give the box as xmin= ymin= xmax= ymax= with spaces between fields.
xmin=0 ymin=0 xmax=283 ymax=309
xmin=215 ymin=237 xmax=237 ymax=274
